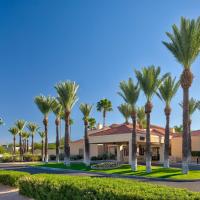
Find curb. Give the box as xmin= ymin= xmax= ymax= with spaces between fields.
xmin=33 ymin=166 xmax=200 ymax=183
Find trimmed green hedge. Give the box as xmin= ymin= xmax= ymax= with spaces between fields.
xmin=19 ymin=174 xmax=200 ymax=200
xmin=0 ymin=170 xmax=30 ymax=187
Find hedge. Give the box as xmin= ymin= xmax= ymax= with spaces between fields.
xmin=19 ymin=174 xmax=200 ymax=200
xmin=0 ymin=170 xmax=30 ymax=187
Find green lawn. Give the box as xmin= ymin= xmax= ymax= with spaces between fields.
xmin=32 ymin=162 xmax=200 ymax=180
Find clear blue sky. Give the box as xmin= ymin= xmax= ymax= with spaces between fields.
xmin=0 ymin=0 xmax=200 ymax=144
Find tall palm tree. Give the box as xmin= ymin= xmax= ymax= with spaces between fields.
xmin=80 ymin=103 xmax=93 ymax=166
xmin=137 ymin=107 xmax=146 ymax=129
xmin=21 ymin=131 xmax=28 ymax=154
xmin=34 ymin=95 xmax=53 ymax=163
xmin=163 ymin=17 xmax=200 ymax=174
xmin=8 ymin=127 xmax=19 ymax=155
xmin=97 ymin=99 xmax=113 ymax=127
xmin=118 ymin=78 xmax=140 ymax=171
xmin=118 ymin=103 xmax=132 ymax=124
xmin=51 ymin=98 xmax=63 ymax=163
xmin=88 ymin=118 xmax=96 ymax=130
xmin=38 ymin=131 xmax=45 ymax=162
xmin=135 ymin=66 xmax=168 ymax=173
xmin=55 ymin=81 xmax=79 ymax=166
xmin=27 ymin=122 xmax=39 ymax=155
xmin=159 ymin=76 xmax=180 ymax=168
xmin=179 ymin=98 xmax=200 ymax=161
xmin=15 ymin=120 xmax=26 ymax=161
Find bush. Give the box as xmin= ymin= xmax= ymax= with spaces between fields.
xmin=49 ymin=155 xmax=56 ymax=161
xmin=91 ymin=153 xmax=116 ymax=161
xmin=192 ymin=151 xmax=200 ymax=157
xmin=70 ymin=155 xmax=83 ymax=161
xmin=0 ymin=170 xmax=30 ymax=187
xmin=23 ymin=153 xmax=41 ymax=162
xmin=0 ymin=153 xmax=13 ymax=162
xmin=19 ymin=174 xmax=200 ymax=200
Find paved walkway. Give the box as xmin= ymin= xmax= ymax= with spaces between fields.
xmin=0 ymin=184 xmax=31 ymax=200
xmin=1 ymin=164 xmax=200 ymax=192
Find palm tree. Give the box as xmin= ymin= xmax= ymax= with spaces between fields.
xmin=55 ymin=81 xmax=79 ymax=166
xmin=163 ymin=17 xmax=200 ymax=174
xmin=51 ymin=98 xmax=63 ymax=163
xmin=118 ymin=78 xmax=140 ymax=171
xmin=135 ymin=66 xmax=168 ymax=173
xmin=0 ymin=118 xmax=4 ymax=126
xmin=26 ymin=133 xmax=30 ymax=152
xmin=97 ymin=99 xmax=113 ymax=127
xmin=159 ymin=76 xmax=180 ymax=168
xmin=8 ymin=127 xmax=19 ymax=155
xmin=34 ymin=95 xmax=53 ymax=163
xmin=174 ymin=125 xmax=183 ymax=133
xmin=27 ymin=122 xmax=39 ymax=155
xmin=118 ymin=103 xmax=132 ymax=124
xmin=80 ymin=103 xmax=93 ymax=166
xmin=179 ymin=98 xmax=200 ymax=161
xmin=15 ymin=120 xmax=26 ymax=161
xmin=38 ymin=131 xmax=45 ymax=162
xmin=21 ymin=131 xmax=28 ymax=154
xmin=88 ymin=118 xmax=96 ymax=130
xmin=137 ymin=107 xmax=146 ymax=129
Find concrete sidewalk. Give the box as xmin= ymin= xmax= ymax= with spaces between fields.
xmin=0 ymin=184 xmax=31 ymax=200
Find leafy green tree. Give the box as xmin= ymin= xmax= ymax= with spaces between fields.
xmin=137 ymin=107 xmax=146 ymax=129
xmin=80 ymin=103 xmax=93 ymax=166
xmin=118 ymin=78 xmax=140 ymax=171
xmin=159 ymin=76 xmax=180 ymax=168
xmin=38 ymin=131 xmax=45 ymax=161
xmin=27 ymin=122 xmax=39 ymax=155
xmin=0 ymin=146 xmax=5 ymax=154
xmin=15 ymin=120 xmax=26 ymax=161
xmin=88 ymin=118 xmax=96 ymax=130
xmin=51 ymin=99 xmax=63 ymax=163
xmin=97 ymin=99 xmax=113 ymax=127
xmin=174 ymin=125 xmax=183 ymax=133
xmin=35 ymin=95 xmax=53 ymax=163
xmin=179 ymin=98 xmax=200 ymax=161
xmin=163 ymin=17 xmax=200 ymax=174
xmin=118 ymin=103 xmax=132 ymax=124
xmin=55 ymin=81 xmax=79 ymax=165
xmin=8 ymin=127 xmax=19 ymax=155
xmin=135 ymin=66 xmax=168 ymax=173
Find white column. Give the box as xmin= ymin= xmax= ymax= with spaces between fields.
xmin=117 ymin=145 xmax=121 ymax=162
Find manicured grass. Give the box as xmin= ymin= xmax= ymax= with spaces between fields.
xmin=32 ymin=162 xmax=200 ymax=180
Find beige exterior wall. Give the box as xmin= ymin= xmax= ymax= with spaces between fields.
xmin=171 ymin=135 xmax=200 ymax=160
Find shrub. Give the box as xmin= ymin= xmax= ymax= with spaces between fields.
xmin=23 ymin=153 xmax=41 ymax=162
xmin=70 ymin=155 xmax=83 ymax=160
xmin=0 ymin=170 xmax=30 ymax=187
xmin=192 ymin=151 xmax=200 ymax=157
xmin=91 ymin=153 xmax=116 ymax=161
xmin=19 ymin=174 xmax=200 ymax=200
xmin=49 ymin=154 xmax=56 ymax=161
xmin=0 ymin=153 xmax=13 ymax=162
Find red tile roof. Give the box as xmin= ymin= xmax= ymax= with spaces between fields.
xmin=89 ymin=123 xmax=171 ymax=137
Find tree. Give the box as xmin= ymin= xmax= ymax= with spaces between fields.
xmin=135 ymin=66 xmax=168 ymax=173
xmin=174 ymin=125 xmax=183 ymax=133
xmin=88 ymin=118 xmax=96 ymax=130
xmin=8 ymin=127 xmax=19 ymax=155
xmin=137 ymin=107 xmax=146 ymax=129
xmin=55 ymin=81 xmax=79 ymax=166
xmin=0 ymin=118 xmax=4 ymax=126
xmin=80 ymin=103 xmax=93 ymax=166
xmin=34 ymin=95 xmax=53 ymax=163
xmin=38 ymin=131 xmax=45 ymax=161
xmin=163 ymin=17 xmax=200 ymax=174
xmin=21 ymin=131 xmax=29 ymax=154
xmin=51 ymin=98 xmax=63 ymax=163
xmin=159 ymin=76 xmax=180 ymax=168
xmin=97 ymin=99 xmax=113 ymax=127
xmin=118 ymin=78 xmax=140 ymax=171
xmin=118 ymin=103 xmax=132 ymax=124
xmin=15 ymin=120 xmax=26 ymax=161
xmin=179 ymin=98 xmax=200 ymax=161
xmin=27 ymin=122 xmax=39 ymax=155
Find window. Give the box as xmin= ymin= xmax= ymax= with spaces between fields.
xmin=139 ymin=145 xmax=145 ymax=155
xmin=140 ymin=136 xmax=145 ymax=141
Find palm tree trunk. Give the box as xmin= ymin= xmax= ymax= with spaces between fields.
xmin=131 ymin=113 xmax=137 ymax=171
xmin=103 ymin=110 xmax=106 ymax=127
xmin=145 ymin=102 xmax=152 ymax=173
xmin=43 ymin=118 xmax=48 ymax=163
xmin=13 ymin=136 xmax=16 ymax=155
xmin=56 ymin=119 xmax=60 ymax=163
xmin=31 ymin=135 xmax=34 ymax=155
xmin=182 ymin=87 xmax=189 ymax=174
xmin=84 ymin=121 xmax=90 ymax=166
xmin=27 ymin=139 xmax=29 ymax=152
xmin=164 ymin=107 xmax=171 ymax=168
xmin=188 ymin=119 xmax=192 ymax=162
xmin=19 ymin=134 xmax=23 ymax=161
xmin=64 ymin=112 xmax=70 ymax=166
xmin=41 ymin=139 xmax=44 ymax=162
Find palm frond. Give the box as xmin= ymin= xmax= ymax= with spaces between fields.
xmin=15 ymin=120 xmax=26 ymax=132
xmin=51 ymin=98 xmax=63 ymax=117
xmin=8 ymin=127 xmax=19 ymax=136
xmin=97 ymin=99 xmax=113 ymax=112
xmin=80 ymin=103 xmax=93 ymax=121
xmin=118 ymin=103 xmax=131 ymax=123
xmin=38 ymin=131 xmax=45 ymax=139
xmin=27 ymin=122 xmax=39 ymax=135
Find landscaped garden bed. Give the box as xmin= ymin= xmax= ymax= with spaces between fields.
xmin=32 ymin=162 xmax=200 ymax=180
